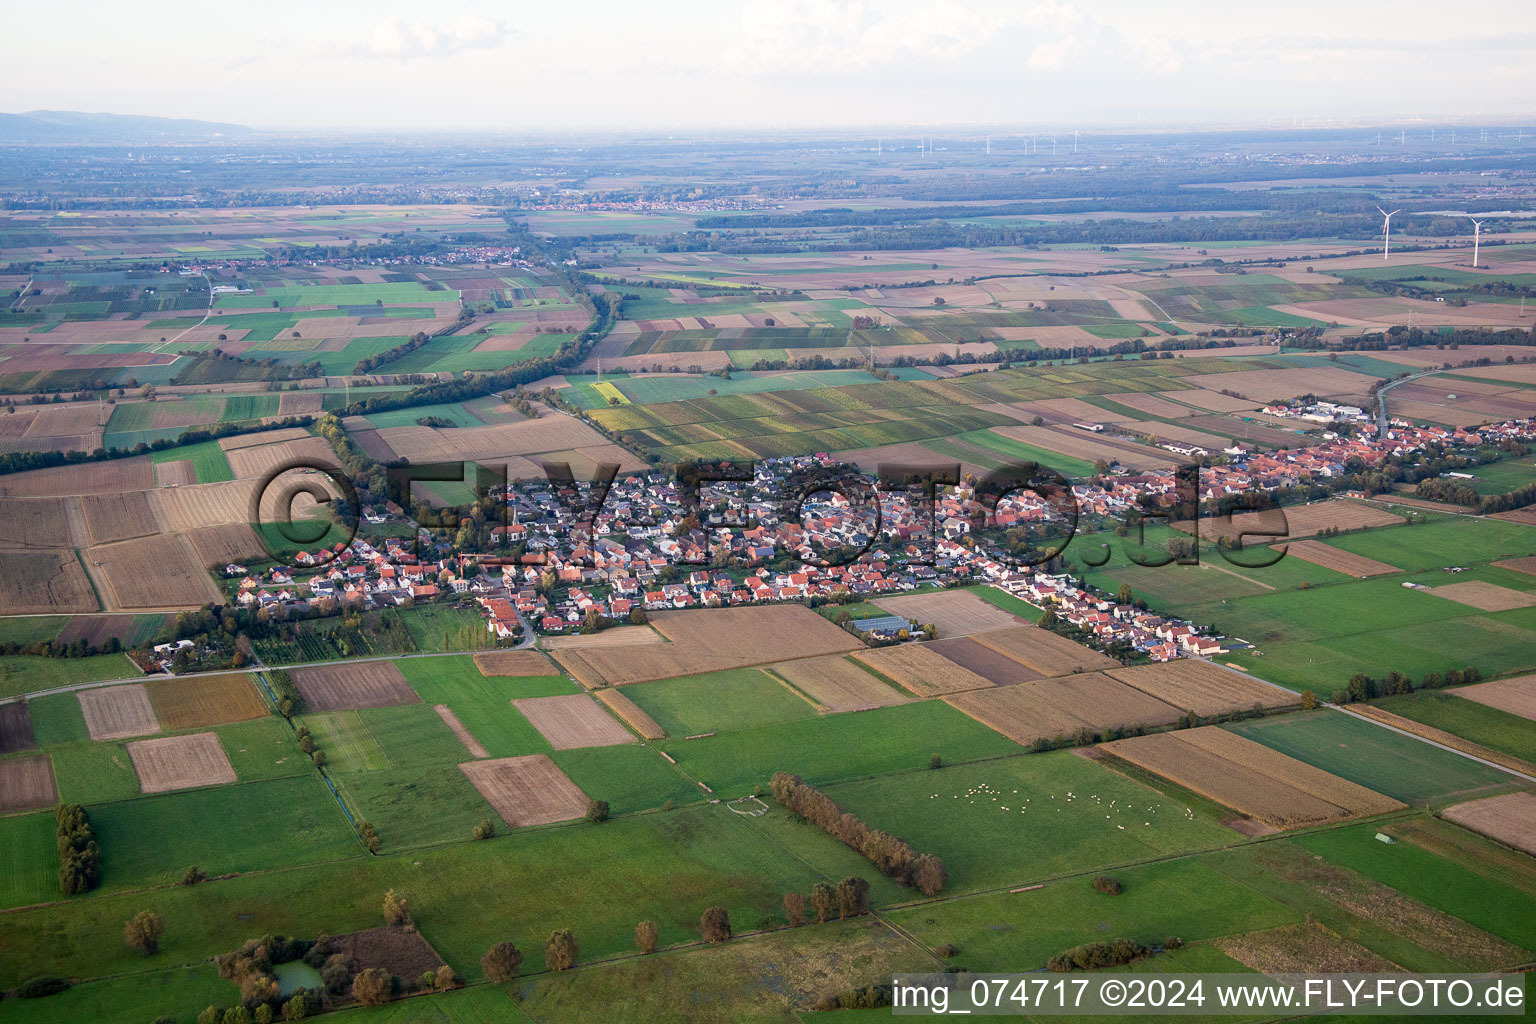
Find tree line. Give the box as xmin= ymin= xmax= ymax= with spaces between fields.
xmin=56 ymin=803 xmax=101 ymax=895
xmin=771 ymin=771 xmax=947 ymax=894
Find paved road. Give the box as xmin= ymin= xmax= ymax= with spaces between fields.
xmin=1375 ymin=368 xmax=1446 ymax=438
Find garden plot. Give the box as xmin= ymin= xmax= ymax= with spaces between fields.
xmin=292 ymin=662 xmax=420 ymax=712
xmin=127 ymin=732 xmax=237 ymax=793
xmin=512 ymin=694 xmax=636 ymax=749
xmin=459 ymin=754 xmax=589 ymax=827
xmin=78 ymin=684 xmax=160 ymax=740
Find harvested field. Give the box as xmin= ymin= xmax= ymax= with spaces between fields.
xmin=851 ymin=643 xmax=995 ymax=698
xmin=1104 ymin=392 xmax=1200 ymax=418
xmin=0 ymin=755 xmax=56 ymax=813
xmin=377 ymin=413 xmax=645 ymax=469
xmin=1102 ymin=727 xmax=1404 ymax=828
xmin=434 ymin=704 xmax=489 ymax=758
xmin=0 ymin=701 xmax=37 ymax=754
xmin=146 ymin=673 xmax=267 ymax=730
xmin=1454 ymin=673 xmax=1536 ymax=722
xmin=127 ymin=731 xmax=237 ymax=793
xmin=347 ymin=427 xmax=397 ymax=463
xmin=1165 ymin=389 xmax=1259 ymax=413
xmin=1106 ymin=661 xmax=1292 ymax=717
xmin=472 ymin=650 xmax=560 ymax=676
xmin=769 ymin=654 xmax=911 ymax=712
xmin=87 ymin=534 xmax=223 ymax=609
xmin=292 ymin=662 xmax=420 ymax=712
xmin=1178 ymin=499 xmax=1403 ymax=543
xmin=78 ymin=684 xmax=160 ymax=740
xmin=1494 ymin=556 xmax=1536 ymax=577
xmin=1216 ymin=922 xmax=1402 ymax=974
xmin=593 ymin=687 xmax=666 ymax=739
xmin=1280 ymin=539 xmax=1401 ymax=577
xmin=552 ymin=605 xmax=859 ymax=687
xmin=927 ymin=637 xmax=1043 ymax=685
xmin=513 ymin=694 xmax=636 ymax=749
xmin=224 ymin=436 xmax=338 ymax=479
xmin=185 ymin=523 xmax=268 ymax=567
xmin=460 ymin=754 xmax=589 ymax=827
xmin=872 ymin=589 xmax=1025 ymax=638
xmin=1426 ymin=581 xmax=1536 ymax=612
xmin=0 ymin=456 xmax=153 ymax=497
xmin=0 ymin=550 xmax=98 ymax=613
xmin=218 ymin=427 xmax=312 ymax=450
xmin=277 ymin=392 xmax=324 ymax=416
xmin=79 ymin=490 xmax=159 ymax=545
xmin=945 ymin=673 xmax=1181 ymax=745
xmin=152 ymin=480 xmax=256 ymax=532
xmin=0 ymin=496 xmax=78 ymax=549
xmin=153 ymin=459 xmax=195 ymax=487
xmin=1441 ymin=792 xmax=1536 ymax=856
xmin=540 ymin=626 xmax=663 ymax=650
xmin=969 ymin=626 xmax=1119 ymax=676
xmin=1490 ymin=507 xmax=1536 ymax=526
xmin=331 ymin=926 xmax=446 ymax=981
xmin=1184 ymin=367 xmax=1378 ymax=403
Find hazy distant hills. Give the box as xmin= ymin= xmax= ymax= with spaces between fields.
xmin=0 ymin=110 xmax=252 ymax=141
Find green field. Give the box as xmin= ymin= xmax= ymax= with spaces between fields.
xmin=1223 ymin=710 xmax=1515 ymax=805
xmin=1371 ymin=690 xmax=1536 ymax=764
xmin=0 ymin=653 xmax=137 ymax=699
xmin=625 ymin=667 xmax=819 ymax=737
xmin=0 ymin=812 xmax=59 ymax=908
xmin=149 ymin=439 xmax=235 ymax=482
xmin=398 ymin=655 xmax=576 ymax=758
xmin=658 ymin=699 xmax=1024 ymax=797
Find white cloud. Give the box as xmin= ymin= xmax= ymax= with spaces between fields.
xmin=723 ymin=0 xmax=1009 ymax=73
xmin=324 ymin=15 xmax=511 ymax=61
xmin=1026 ymin=33 xmax=1083 ymax=71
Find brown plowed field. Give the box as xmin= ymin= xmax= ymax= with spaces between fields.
xmin=852 ymin=643 xmax=994 ymax=697
xmin=147 ymin=674 xmax=268 ymax=730
xmin=153 ymin=460 xmax=195 ymax=487
xmin=0 ymin=701 xmax=37 ymax=753
xmin=1102 ymin=727 xmax=1403 ymax=828
xmin=1104 ymin=392 xmax=1199 ymax=418
xmin=946 ymin=673 xmax=1181 ymax=745
xmin=78 ymin=683 xmax=160 ymax=740
xmin=1279 ymin=539 xmax=1401 ymax=577
xmin=1177 ymin=500 xmax=1403 ymax=543
xmin=277 ymin=392 xmax=324 ymax=416
xmin=0 ymin=551 xmax=98 ymax=613
xmin=769 ymin=655 xmax=910 ymax=712
xmin=541 ymin=626 xmax=663 ymax=650
xmin=1164 ymin=389 xmax=1259 ymax=413
xmin=1107 ymin=661 xmax=1292 ymax=716
xmin=1182 ymin=367 xmax=1378 ymax=403
xmin=225 ymin=436 xmax=339 ymax=479
xmin=0 ymin=456 xmax=153 ymax=497
xmin=0 ymin=497 xmax=78 ymax=549
xmin=927 ymin=637 xmax=1043 ymax=685
xmin=1441 ymin=792 xmax=1536 ymax=856
xmin=1453 ymin=673 xmax=1536 ymax=721
xmin=992 ymin=425 xmax=1172 ymax=470
xmin=87 ymin=534 xmax=224 ymax=609
xmin=1493 ymin=556 xmax=1536 ymax=577
xmin=292 ymin=662 xmax=420 ymax=712
xmin=472 ymin=650 xmax=560 ymax=676
xmin=460 ymin=754 xmax=589 ymax=827
xmin=80 ymin=490 xmax=160 ymax=545
xmin=128 ymin=731 xmax=236 ymax=793
xmin=0 ymin=755 xmax=56 ymax=812
xmin=152 ymin=480 xmax=256 ymax=531
xmin=592 ymin=687 xmax=667 ymax=738
xmin=1426 ymin=582 xmax=1536 ymax=612
xmin=219 ymin=427 xmax=313 ymax=450
xmin=434 ymin=705 xmax=489 ymax=758
xmin=185 ymin=523 xmax=268 ymax=567
xmin=552 ymin=605 xmax=859 ymax=687
xmin=377 ymin=414 xmax=636 ymax=465
xmin=513 ymin=694 xmax=636 ymax=749
xmin=872 ymin=589 xmax=1025 ymax=638
xmin=969 ymin=626 xmax=1119 ymax=677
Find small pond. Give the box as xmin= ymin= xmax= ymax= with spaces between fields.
xmin=274 ymin=960 xmax=324 ymax=997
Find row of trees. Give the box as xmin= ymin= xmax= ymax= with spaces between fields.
xmin=56 ymin=803 xmax=101 ymax=895
xmin=1337 ymin=665 xmax=1480 ymax=704
xmin=771 ymin=772 xmax=947 ymax=895
xmin=353 ymin=331 xmax=432 ymax=374
xmin=1418 ymin=475 xmax=1536 ymax=515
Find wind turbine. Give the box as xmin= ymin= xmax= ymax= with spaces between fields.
xmin=1376 ymin=206 xmax=1402 ymax=261
xmin=1468 ymin=216 xmax=1484 ymax=267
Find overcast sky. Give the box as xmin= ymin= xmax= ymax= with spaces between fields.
xmin=4 ymin=0 xmax=1534 ymax=131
